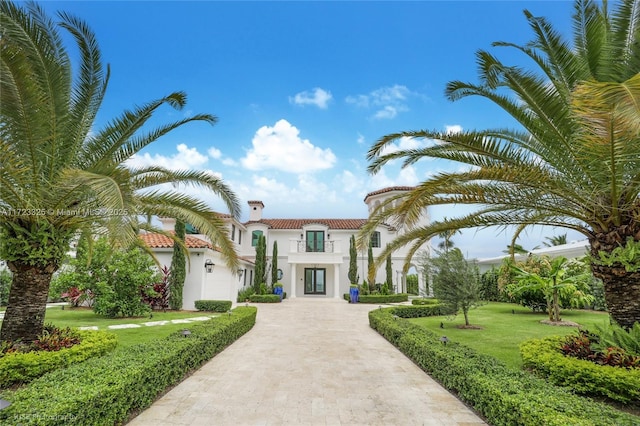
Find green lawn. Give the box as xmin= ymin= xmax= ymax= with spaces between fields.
xmin=42 ymin=306 xmax=218 ymax=349
xmin=409 ymin=302 xmax=610 ymax=370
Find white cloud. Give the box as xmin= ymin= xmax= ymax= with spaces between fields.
xmin=207 ymin=147 xmax=222 ymax=159
xmin=445 ymin=124 xmax=463 ymax=134
xmin=373 ymin=105 xmax=399 ymax=120
xmin=289 ymin=88 xmax=332 ymax=109
xmin=127 ymin=143 xmax=208 ymax=170
xmin=346 ymin=84 xmax=414 ymax=120
xmin=357 ymin=133 xmax=365 ymax=145
xmin=241 ymin=119 xmax=336 ymax=173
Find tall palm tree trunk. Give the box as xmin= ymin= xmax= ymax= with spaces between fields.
xmin=590 ymin=226 xmax=640 ymax=329
xmin=0 ymin=262 xmax=55 ymax=342
xmin=592 ymin=264 xmax=640 ymax=329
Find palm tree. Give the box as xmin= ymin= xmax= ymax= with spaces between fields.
xmin=436 ymin=220 xmax=461 ymax=252
xmin=0 ymin=2 xmax=240 ymax=342
xmin=360 ymin=0 xmax=640 ymax=328
xmin=543 ymin=234 xmax=568 ymax=247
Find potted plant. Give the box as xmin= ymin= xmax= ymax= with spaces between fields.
xmin=349 ymin=284 xmax=359 ymax=303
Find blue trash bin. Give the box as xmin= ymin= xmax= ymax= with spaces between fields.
xmin=274 ymin=285 xmax=283 ymax=301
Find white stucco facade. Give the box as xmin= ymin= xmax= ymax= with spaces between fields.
xmin=151 ymin=186 xmax=431 ymax=308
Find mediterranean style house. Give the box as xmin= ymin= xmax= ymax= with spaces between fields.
xmin=143 ymin=186 xmax=431 ymax=310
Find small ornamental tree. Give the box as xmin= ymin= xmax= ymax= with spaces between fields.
xmin=169 ymin=219 xmax=186 ymax=310
xmin=271 ymin=241 xmax=278 ymax=286
xmin=510 ymin=256 xmax=593 ymax=322
xmin=348 ymin=235 xmax=358 ymax=285
xmin=428 ymin=248 xmax=482 ymax=326
xmin=254 ymin=235 xmax=266 ymax=292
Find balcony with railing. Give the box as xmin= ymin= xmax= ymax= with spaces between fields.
xmin=288 ymin=239 xmax=343 ymax=263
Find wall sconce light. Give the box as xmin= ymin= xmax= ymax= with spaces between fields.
xmin=204 ymin=259 xmax=215 ymax=273
xmin=300 ymin=233 xmax=304 ymax=240
xmin=327 ymin=233 xmax=331 ymax=239
xmin=238 ymin=269 xmax=244 ymax=279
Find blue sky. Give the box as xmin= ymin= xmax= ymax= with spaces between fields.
xmin=39 ymin=1 xmax=586 ymax=259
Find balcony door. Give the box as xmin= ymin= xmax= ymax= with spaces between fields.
xmin=304 ymin=268 xmax=326 ymax=294
xmin=306 ymin=230 xmax=325 ymax=252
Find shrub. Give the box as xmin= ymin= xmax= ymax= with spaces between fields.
xmin=479 ymin=268 xmax=501 ymax=301
xmin=194 ymin=300 xmax=232 ymax=312
xmin=0 ymin=330 xmax=117 ymax=388
xmin=0 ymin=269 xmax=11 ymax=306
xmin=393 ymin=304 xmax=455 ymax=318
xmin=411 ymin=298 xmax=440 ymax=305
xmin=237 ymin=286 xmax=256 ymax=302
xmin=0 ymin=307 xmax=257 ymax=425
xmin=521 ymin=336 xmax=640 ymax=404
xmin=248 ymin=294 xmax=280 ymax=303
xmin=369 ymin=308 xmax=639 ymax=425
xmin=358 ymin=293 xmax=408 ymax=304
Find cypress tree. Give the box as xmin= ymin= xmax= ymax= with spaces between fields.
xmin=254 ymin=235 xmax=266 ymax=292
xmin=385 ymin=252 xmax=393 ymax=293
xmin=271 ymin=241 xmax=278 ymax=285
xmin=348 ymin=235 xmax=358 ymax=284
xmin=169 ymin=219 xmax=186 ymax=310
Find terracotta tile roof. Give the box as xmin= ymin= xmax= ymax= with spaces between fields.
xmin=244 ymin=219 xmax=368 ymax=230
xmin=140 ymin=233 xmax=212 ymax=249
xmin=363 ymin=186 xmax=415 ymax=202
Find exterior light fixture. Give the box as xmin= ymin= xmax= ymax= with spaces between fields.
xmin=238 ymin=269 xmax=244 ymax=278
xmin=204 ymin=259 xmax=215 ymax=273
xmin=440 ymin=336 xmax=449 ymax=346
xmin=181 ymin=329 xmax=191 ymax=338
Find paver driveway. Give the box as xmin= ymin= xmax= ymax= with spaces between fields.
xmin=128 ymin=298 xmax=486 ymax=426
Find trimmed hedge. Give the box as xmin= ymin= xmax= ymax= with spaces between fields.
xmin=520 ymin=337 xmax=640 ymax=404
xmin=0 ymin=330 xmax=117 ymax=388
xmin=343 ymin=293 xmax=409 ymax=303
xmin=392 ymin=304 xmax=456 ymax=318
xmin=369 ymin=308 xmax=639 ymax=426
xmin=194 ymin=300 xmax=232 ymax=312
xmin=411 ymin=298 xmax=440 ymax=305
xmin=248 ymin=294 xmax=281 ymax=303
xmin=0 ymin=307 xmax=257 ymax=425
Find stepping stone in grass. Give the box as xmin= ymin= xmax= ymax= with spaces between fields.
xmin=143 ymin=321 xmax=170 ymax=327
xmin=78 ymin=326 xmax=99 ymax=330
xmin=108 ymin=324 xmax=142 ymax=329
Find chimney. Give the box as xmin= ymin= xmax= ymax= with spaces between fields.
xmin=248 ymin=200 xmax=265 ymax=221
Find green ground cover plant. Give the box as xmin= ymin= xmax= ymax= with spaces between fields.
xmin=0 ymin=307 xmax=256 ymax=426
xmin=42 ymin=307 xmax=218 ymax=349
xmin=409 ymin=302 xmax=609 ymax=369
xmin=0 ymin=329 xmax=117 ymax=388
xmin=370 ymin=307 xmax=639 ymax=426
xmin=521 ymin=336 xmax=640 ymax=404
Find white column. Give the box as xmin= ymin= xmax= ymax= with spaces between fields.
xmin=290 ymin=264 xmax=297 ymax=298
xmin=333 ymin=264 xmax=341 ymax=298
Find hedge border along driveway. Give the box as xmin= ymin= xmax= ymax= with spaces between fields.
xmin=0 ymin=306 xmax=257 ymax=426
xmin=369 ymin=307 xmax=639 ymax=426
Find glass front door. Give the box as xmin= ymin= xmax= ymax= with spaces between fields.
xmin=304 ymin=268 xmax=326 ymax=294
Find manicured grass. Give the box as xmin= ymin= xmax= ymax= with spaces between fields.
xmin=42 ymin=306 xmax=218 ymax=349
xmin=409 ymin=302 xmax=610 ymax=370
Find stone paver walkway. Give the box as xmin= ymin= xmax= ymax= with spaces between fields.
xmin=128 ymin=298 xmax=486 ymax=426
